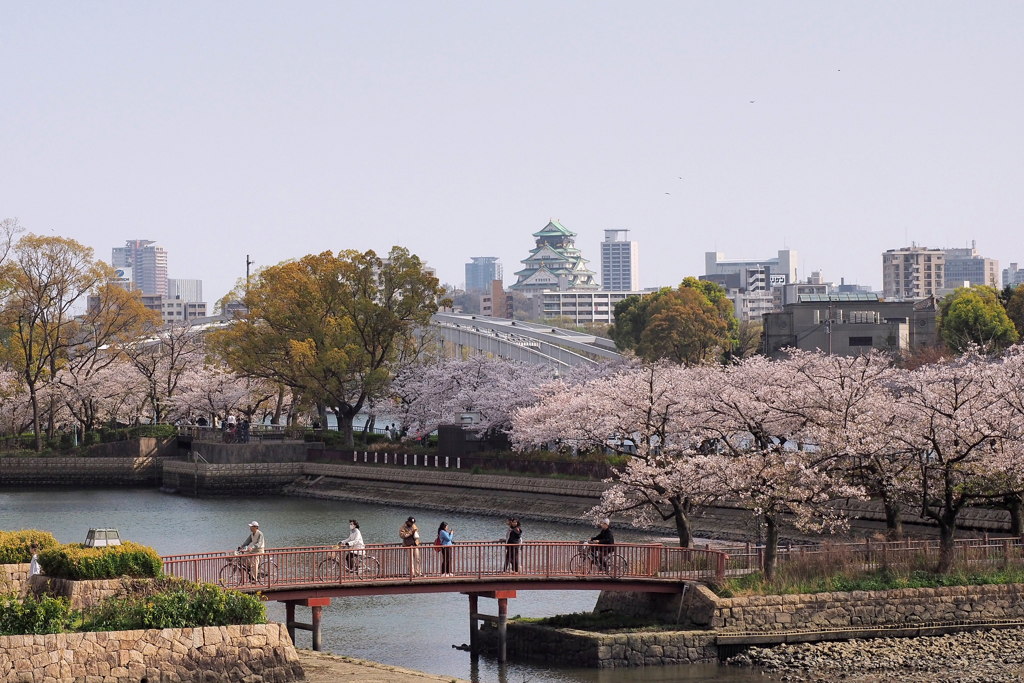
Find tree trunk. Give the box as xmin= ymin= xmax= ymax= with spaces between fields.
xmin=883 ymin=498 xmax=904 ymax=540
xmin=338 ymin=413 xmax=355 ymax=447
xmin=29 ymin=387 xmax=42 ymax=453
xmin=669 ymin=497 xmax=693 ymax=548
xmin=937 ymin=518 xmax=956 ymax=574
xmin=763 ymin=515 xmax=780 ymax=582
xmin=1005 ymin=494 xmax=1024 ymax=537
xmin=271 ymin=386 xmax=285 ymax=425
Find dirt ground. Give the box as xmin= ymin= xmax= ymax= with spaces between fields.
xmin=297 ymin=649 xmax=468 ymax=682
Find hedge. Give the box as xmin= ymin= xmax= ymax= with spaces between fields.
xmin=39 ymin=541 xmax=163 ymax=580
xmin=0 ymin=530 xmax=59 ymax=564
xmin=0 ymin=593 xmax=76 ymax=635
xmin=81 ymin=578 xmax=266 ymax=631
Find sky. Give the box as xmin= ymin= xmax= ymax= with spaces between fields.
xmin=2 ymin=2 xmax=1023 ymax=304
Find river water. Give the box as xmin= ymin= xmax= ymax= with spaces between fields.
xmin=0 ymin=489 xmax=767 ymax=682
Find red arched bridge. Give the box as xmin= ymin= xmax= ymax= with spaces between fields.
xmin=162 ymin=541 xmax=728 ymax=659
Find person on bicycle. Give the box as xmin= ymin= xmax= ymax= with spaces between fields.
xmin=588 ymin=518 xmax=614 ymax=570
xmin=338 ymin=519 xmax=365 ymax=570
xmin=238 ymin=521 xmax=265 ymax=580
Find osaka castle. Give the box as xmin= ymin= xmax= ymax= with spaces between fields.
xmin=509 ymin=220 xmax=599 ymax=293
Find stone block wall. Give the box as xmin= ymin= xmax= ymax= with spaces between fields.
xmin=0 ymin=623 xmax=303 ymax=682
xmin=28 ymin=575 xmax=136 ymax=610
xmin=0 ymin=563 xmax=30 ymax=596
xmin=478 ymin=622 xmax=717 ymax=668
xmin=0 ymin=456 xmax=161 ymax=487
xmin=685 ymin=582 xmax=1024 ymax=632
xmin=162 ymin=461 xmax=305 ymax=496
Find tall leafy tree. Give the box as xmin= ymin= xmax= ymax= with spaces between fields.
xmin=212 ymin=247 xmax=446 ymax=446
xmin=1004 ymin=284 xmax=1024 ymax=339
xmin=608 ymin=277 xmax=737 ymax=365
xmin=0 ymin=235 xmax=109 ymax=450
xmin=937 ymin=285 xmax=1018 ymax=353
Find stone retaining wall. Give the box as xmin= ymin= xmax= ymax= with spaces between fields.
xmin=0 ymin=563 xmax=30 ymax=596
xmin=28 ymin=575 xmax=136 ymax=610
xmin=703 ymin=582 xmax=1024 ymax=632
xmin=162 ymin=460 xmax=305 ymax=496
xmin=0 ymin=455 xmax=163 ymax=487
xmin=478 ymin=622 xmax=717 ymax=668
xmin=0 ymin=623 xmax=303 ymax=682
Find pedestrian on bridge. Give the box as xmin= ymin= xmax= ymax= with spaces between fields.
xmin=399 ymin=516 xmax=422 ymax=576
xmin=437 ymin=522 xmax=455 ymax=576
xmin=503 ymin=517 xmax=522 ymax=573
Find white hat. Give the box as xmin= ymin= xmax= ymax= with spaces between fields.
xmin=601 ymin=517 xmax=610 ymax=525
xmin=249 ymin=521 xmax=259 ymax=527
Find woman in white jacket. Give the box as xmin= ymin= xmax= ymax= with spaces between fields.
xmin=339 ymin=519 xmax=365 ymax=571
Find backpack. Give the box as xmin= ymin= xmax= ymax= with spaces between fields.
xmin=434 ymin=535 xmax=442 ymax=552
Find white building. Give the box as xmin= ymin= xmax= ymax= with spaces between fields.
xmin=600 ymin=229 xmax=639 ymax=291
xmin=705 ymin=250 xmax=798 ymax=286
xmin=539 ymin=290 xmax=645 ymax=325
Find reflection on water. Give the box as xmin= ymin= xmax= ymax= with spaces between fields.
xmin=0 ymin=488 xmax=766 ymax=682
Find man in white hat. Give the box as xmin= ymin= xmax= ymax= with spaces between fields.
xmin=238 ymin=521 xmax=266 ymax=581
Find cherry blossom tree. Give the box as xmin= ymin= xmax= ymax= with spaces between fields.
xmin=694 ymin=356 xmax=866 ymax=578
xmin=893 ymin=351 xmax=1021 ymax=571
xmin=125 ymin=322 xmax=207 ymax=423
xmin=169 ymin=365 xmax=277 ymax=424
xmin=793 ymin=349 xmax=915 ymax=539
xmin=513 ymin=362 xmax=720 ymax=547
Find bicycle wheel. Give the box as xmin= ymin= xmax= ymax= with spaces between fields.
xmin=258 ymin=559 xmax=280 ymax=584
xmin=568 ymin=555 xmax=589 ymax=577
xmin=219 ymin=563 xmax=243 ymax=588
xmin=356 ymin=555 xmax=380 ymax=579
xmin=606 ymin=554 xmax=627 ymax=579
xmin=317 ymin=557 xmax=342 ymax=582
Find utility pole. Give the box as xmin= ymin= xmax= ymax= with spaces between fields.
xmin=246 ymin=255 xmax=254 ymax=294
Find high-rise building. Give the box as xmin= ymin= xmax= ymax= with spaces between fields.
xmin=112 ymin=240 xmax=168 ymax=297
xmin=1005 ymin=263 xmax=1024 ymax=289
xmin=600 ymin=229 xmax=639 ymax=291
xmin=168 ymin=278 xmax=203 ymax=303
xmin=509 ymin=220 xmax=599 ymax=293
xmin=465 ymin=257 xmax=502 ymax=294
xmin=942 ymin=243 xmax=998 ymax=290
xmin=882 ymin=246 xmax=945 ymax=299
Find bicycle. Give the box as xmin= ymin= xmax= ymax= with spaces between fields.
xmin=219 ymin=550 xmax=280 ymax=587
xmin=568 ymin=541 xmax=628 ymax=578
xmin=317 ymin=545 xmax=381 ymax=581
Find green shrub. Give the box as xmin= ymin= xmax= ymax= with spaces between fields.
xmin=0 ymin=594 xmax=76 ymax=635
xmin=39 ymin=541 xmax=163 ymax=580
xmin=531 ymin=611 xmax=667 ymax=632
xmin=82 ymin=578 xmax=266 ymax=631
xmin=132 ymin=424 xmax=177 ymax=439
xmin=82 ymin=431 xmax=101 ymax=446
xmin=0 ymin=530 xmax=59 ymax=564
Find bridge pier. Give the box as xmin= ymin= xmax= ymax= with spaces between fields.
xmin=465 ymin=590 xmax=516 ymax=663
xmin=283 ymin=597 xmax=331 ymax=651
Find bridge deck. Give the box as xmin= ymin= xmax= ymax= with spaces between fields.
xmin=163 ymin=541 xmax=726 ymax=596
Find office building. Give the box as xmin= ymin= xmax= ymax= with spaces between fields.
xmin=168 ymin=278 xmax=203 ymax=303
xmin=465 ymin=257 xmax=503 ymax=294
xmin=111 ymin=240 xmax=168 ymax=297
xmin=705 ymin=250 xmax=798 ymax=287
xmin=509 ymin=220 xmax=599 ymax=293
xmin=882 ymin=246 xmax=945 ymax=299
xmin=1005 ymin=263 xmax=1024 ymax=289
xmin=763 ymin=293 xmax=939 ymax=357
xmin=600 ymin=229 xmax=639 ymax=291
xmin=943 ymin=243 xmax=998 ymax=290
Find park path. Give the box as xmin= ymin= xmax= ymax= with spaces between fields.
xmin=297 ymin=650 xmax=468 ymax=682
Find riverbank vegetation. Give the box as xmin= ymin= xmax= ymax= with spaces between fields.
xmin=0 ymin=579 xmax=265 ymax=636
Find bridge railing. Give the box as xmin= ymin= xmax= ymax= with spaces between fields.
xmin=162 ymin=542 xmax=727 ymax=588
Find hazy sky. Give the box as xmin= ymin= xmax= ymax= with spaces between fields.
xmin=3 ymin=2 xmax=1022 ymax=303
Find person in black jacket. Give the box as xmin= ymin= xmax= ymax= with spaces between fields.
xmin=588 ymin=518 xmax=614 ymax=569
xmin=503 ymin=517 xmax=523 ymax=572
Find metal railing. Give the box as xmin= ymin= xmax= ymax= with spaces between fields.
xmin=723 ymin=535 xmax=1024 ymax=576
xmin=161 ymin=541 xmax=728 ymax=589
